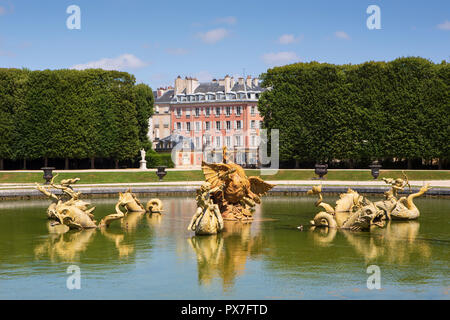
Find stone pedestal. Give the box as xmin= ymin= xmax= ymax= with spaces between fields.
xmin=139 ymin=160 xmax=147 ymax=170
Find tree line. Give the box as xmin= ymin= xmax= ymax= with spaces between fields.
xmin=258 ymin=57 xmax=449 ymax=169
xmin=0 ymin=68 xmax=154 ymax=170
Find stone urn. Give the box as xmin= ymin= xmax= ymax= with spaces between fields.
xmin=314 ymin=163 xmax=328 ymax=179
xmin=156 ymin=166 xmax=167 ymax=181
xmin=41 ymin=167 xmax=55 ymax=184
xmin=369 ymin=161 xmax=382 ymax=179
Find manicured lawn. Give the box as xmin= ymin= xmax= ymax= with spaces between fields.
xmin=0 ymin=169 xmax=449 ymax=184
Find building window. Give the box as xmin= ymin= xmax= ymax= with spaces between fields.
xmin=176 ymin=108 xmax=182 ymax=117
xmin=236 ymin=106 xmax=242 ymax=116
xmin=205 ymin=122 xmax=210 ymax=131
xmin=155 ymin=105 xmax=160 ymax=113
xmin=195 ymin=137 xmax=200 ymax=149
xmin=251 ymin=135 xmax=256 ymax=147
xmin=215 ymin=107 xmax=221 ymax=116
xmin=195 ymin=122 xmax=201 ymax=132
xmin=216 ymin=121 xmax=221 ymax=130
xmin=226 ymin=106 xmax=231 ymax=116
xmin=186 ymin=122 xmax=191 ymax=131
xmin=236 ymin=120 xmax=242 ymax=130
xmin=251 ymin=120 xmax=255 ymax=129
xmin=235 ymin=136 xmax=241 ymax=147
xmin=226 ymin=136 xmax=231 ymax=147
xmin=205 ymin=107 xmax=210 ymax=116
xmin=176 ymin=122 xmax=181 ymax=130
xmin=251 ymin=106 xmax=256 ymax=115
xmin=155 ymin=129 xmax=160 ymax=139
xmin=215 ymin=136 xmax=221 ymax=147
xmin=226 ymin=121 xmax=231 ymax=130
xmin=195 ymin=108 xmax=200 ymax=117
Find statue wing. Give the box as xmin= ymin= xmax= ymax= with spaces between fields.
xmin=248 ymin=176 xmax=275 ymax=196
xmin=201 ymin=161 xmax=232 ymax=188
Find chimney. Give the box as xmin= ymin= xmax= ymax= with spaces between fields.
xmin=157 ymin=87 xmax=166 ymax=97
xmin=230 ymin=76 xmax=235 ymax=90
xmin=224 ymin=75 xmax=231 ymax=93
xmin=238 ymin=77 xmax=244 ymax=85
xmin=246 ymin=75 xmax=252 ymax=89
xmin=175 ymin=76 xmax=185 ymax=95
xmin=186 ymin=77 xmax=199 ymax=95
xmin=252 ymin=78 xmax=259 ymax=87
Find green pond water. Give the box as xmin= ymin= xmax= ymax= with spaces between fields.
xmin=0 ymin=196 xmax=448 ymax=299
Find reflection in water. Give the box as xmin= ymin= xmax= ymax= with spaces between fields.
xmin=146 ymin=213 xmax=162 ymax=227
xmin=100 ymin=229 xmax=135 ymax=258
xmin=188 ymin=220 xmax=267 ymax=291
xmin=2 ymin=196 xmax=448 ymax=299
xmin=310 ymin=221 xmax=432 ymax=263
xmin=35 ymin=211 xmax=148 ymax=261
xmin=34 ymin=222 xmax=96 ymax=262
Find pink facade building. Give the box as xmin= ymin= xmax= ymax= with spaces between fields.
xmin=165 ymin=75 xmax=265 ymax=168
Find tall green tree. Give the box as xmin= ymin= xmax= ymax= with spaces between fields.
xmin=259 ymin=57 xmax=449 ymax=168
xmin=133 ymin=83 xmax=154 ymax=148
xmin=0 ymin=69 xmax=28 ymax=169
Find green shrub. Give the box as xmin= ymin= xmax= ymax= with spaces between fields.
xmin=146 ymin=152 xmax=174 ymax=168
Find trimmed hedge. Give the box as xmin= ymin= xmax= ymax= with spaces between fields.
xmin=0 ymin=68 xmax=153 ymax=169
xmin=146 ymin=152 xmax=175 ymax=168
xmin=258 ymin=57 xmax=449 ymax=168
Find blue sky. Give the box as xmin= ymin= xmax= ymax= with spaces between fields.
xmin=0 ymin=0 xmax=449 ymax=88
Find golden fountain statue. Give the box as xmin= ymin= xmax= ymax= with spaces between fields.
xmin=375 ymin=172 xmax=431 ymax=220
xmin=36 ymin=176 xmax=152 ymax=230
xmin=308 ymin=185 xmax=387 ymax=231
xmin=200 ymin=146 xmax=274 ymax=221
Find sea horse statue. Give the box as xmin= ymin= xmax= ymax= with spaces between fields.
xmin=36 ymin=178 xmax=146 ymax=230
xmin=308 ymin=185 xmax=386 ymax=231
xmin=187 ymin=182 xmax=224 ymax=235
xmin=375 ymin=173 xmax=431 ymax=220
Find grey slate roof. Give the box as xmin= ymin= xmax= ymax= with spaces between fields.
xmin=155 ymin=89 xmax=174 ymax=103
xmin=194 ymin=83 xmax=225 ymax=93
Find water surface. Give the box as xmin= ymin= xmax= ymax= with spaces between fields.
xmin=0 ymin=196 xmax=448 ymax=299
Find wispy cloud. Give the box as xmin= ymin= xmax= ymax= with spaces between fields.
xmin=214 ymin=16 xmax=237 ymax=25
xmin=197 ymin=28 xmax=229 ymax=44
xmin=166 ymin=48 xmax=189 ymax=55
xmin=278 ymin=34 xmax=303 ymax=44
xmin=71 ymin=53 xmax=149 ymax=71
xmin=334 ymin=31 xmax=350 ymax=40
xmin=262 ymin=51 xmax=299 ymax=66
xmin=437 ymin=20 xmax=450 ymax=30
